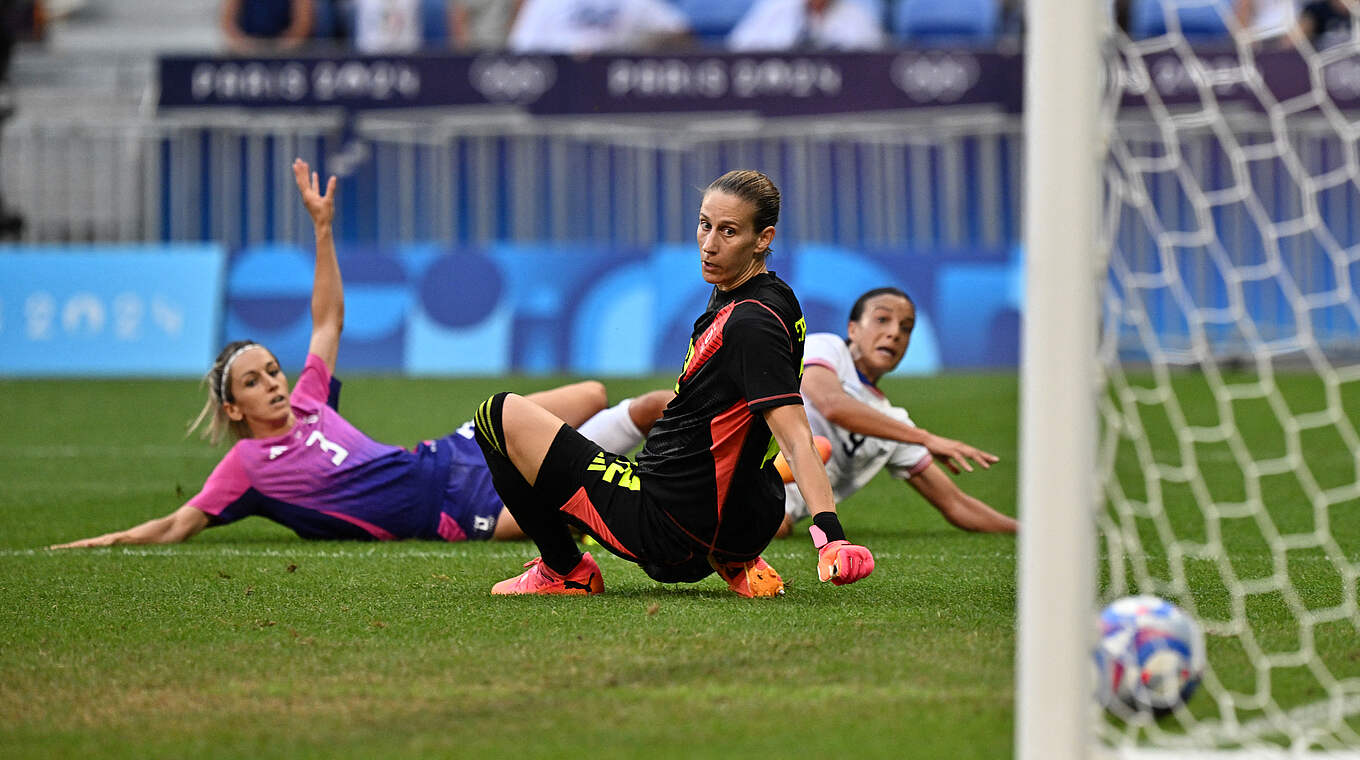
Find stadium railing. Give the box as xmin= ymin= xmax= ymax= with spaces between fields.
xmin=2 ymin=107 xmax=1020 ymax=253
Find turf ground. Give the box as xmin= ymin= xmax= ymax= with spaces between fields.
xmin=0 ymin=373 xmax=1021 ymax=759
xmin=3 ymin=371 xmax=1356 ymax=757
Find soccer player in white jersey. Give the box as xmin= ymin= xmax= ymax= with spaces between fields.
xmin=777 ymin=287 xmax=1018 ymax=537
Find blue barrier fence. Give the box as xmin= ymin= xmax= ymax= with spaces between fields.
xmin=0 ymin=245 xmax=226 ymax=376
xmin=8 ymin=48 xmax=1360 ymax=374
xmin=223 ymin=242 xmax=1021 ymax=376
xmin=1 ymin=236 xmax=1353 ymax=377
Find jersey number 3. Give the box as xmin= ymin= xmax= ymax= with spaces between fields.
xmin=306 ymin=430 xmax=349 ymax=466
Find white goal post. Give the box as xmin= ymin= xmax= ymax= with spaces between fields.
xmin=1020 ymin=0 xmax=1360 ymax=758
xmin=1017 ymin=0 xmax=1102 ymax=757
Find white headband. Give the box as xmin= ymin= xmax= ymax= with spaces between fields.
xmin=219 ymin=343 xmax=263 ymax=402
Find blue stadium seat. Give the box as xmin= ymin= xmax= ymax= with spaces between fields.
xmin=1129 ymin=0 xmax=1234 ymax=39
xmin=673 ymin=0 xmax=758 ymax=44
xmin=421 ymin=0 xmax=449 ymax=45
xmin=313 ymin=0 xmax=341 ymax=39
xmin=892 ymin=0 xmax=1001 ymax=45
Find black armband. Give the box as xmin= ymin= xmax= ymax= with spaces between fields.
xmin=810 ymin=511 xmax=847 ymax=548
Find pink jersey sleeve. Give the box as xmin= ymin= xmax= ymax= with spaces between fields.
xmin=290 ymin=353 xmax=333 ymax=412
xmin=186 ymin=447 xmax=253 ymax=519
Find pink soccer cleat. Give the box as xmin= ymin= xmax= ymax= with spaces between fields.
xmin=491 ymin=552 xmax=604 ymax=595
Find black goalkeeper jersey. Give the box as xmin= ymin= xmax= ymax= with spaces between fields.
xmin=636 ymin=271 xmax=807 ymax=559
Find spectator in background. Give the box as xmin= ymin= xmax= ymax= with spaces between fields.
xmin=0 ymin=0 xmax=21 ymax=108
xmin=1294 ymin=0 xmax=1351 ymax=49
xmin=728 ymin=0 xmax=884 ymax=52
xmin=0 ymin=0 xmax=34 ymax=240
xmin=220 ymin=0 xmax=314 ymax=53
xmin=451 ymin=0 xmax=518 ymax=50
xmin=1236 ymin=0 xmax=1300 ymax=47
xmin=507 ymin=0 xmax=690 ymax=54
xmin=352 ymin=0 xmax=425 ymax=52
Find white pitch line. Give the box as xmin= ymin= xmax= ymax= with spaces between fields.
xmin=1110 ymin=751 xmax=1360 ymax=759
xmin=0 ymin=445 xmax=219 ymax=459
xmin=0 ymin=545 xmax=954 ymax=562
xmin=3 ymin=484 xmax=184 ymax=497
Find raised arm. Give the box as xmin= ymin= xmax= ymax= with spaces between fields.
xmin=49 ymin=505 xmax=210 ymax=549
xmin=801 ymin=364 xmax=998 ymax=474
xmin=292 ymin=158 xmax=342 ymax=374
xmin=764 ymin=404 xmax=873 ymax=587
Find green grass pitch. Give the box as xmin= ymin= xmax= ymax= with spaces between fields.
xmin=1 ymin=371 xmax=1354 ymax=757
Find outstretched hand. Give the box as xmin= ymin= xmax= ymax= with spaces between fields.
xmin=292 ymin=158 xmax=336 ymax=229
xmin=924 ymin=433 xmax=999 ymax=474
xmin=48 ymin=535 xmax=115 ymax=550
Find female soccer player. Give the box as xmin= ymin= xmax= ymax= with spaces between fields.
xmin=472 ymin=169 xmax=874 ymax=597
xmin=777 ymin=287 xmax=1018 ymax=537
xmin=50 ymin=158 xmax=670 ymax=549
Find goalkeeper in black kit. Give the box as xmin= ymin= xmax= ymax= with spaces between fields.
xmin=472 ymin=169 xmax=873 ymax=596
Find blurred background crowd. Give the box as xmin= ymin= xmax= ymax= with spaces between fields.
xmin=0 ymin=0 xmax=1353 ymax=378
xmin=1 ymin=0 xmax=1352 ymax=59
xmin=0 ymin=0 xmax=1352 ymax=243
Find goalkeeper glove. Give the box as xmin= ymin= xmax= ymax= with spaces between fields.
xmin=810 ymin=512 xmax=874 ymax=586
xmin=816 ymin=540 xmax=875 ymax=585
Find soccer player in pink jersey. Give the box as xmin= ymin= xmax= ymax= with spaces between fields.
xmin=50 ymin=158 xmax=669 ymax=549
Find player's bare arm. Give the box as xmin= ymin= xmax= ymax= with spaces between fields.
xmin=764 ymin=403 xmax=836 ymax=517
xmin=49 ymin=505 xmax=210 ymax=549
xmin=907 ymin=465 xmax=1018 ymax=534
xmin=801 ymin=364 xmax=997 ymax=474
xmin=764 ymin=404 xmax=874 ymax=586
xmin=293 ymin=158 xmax=342 ymax=375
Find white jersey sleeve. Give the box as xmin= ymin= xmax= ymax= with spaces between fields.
xmin=784 ymin=333 xmax=931 ymax=522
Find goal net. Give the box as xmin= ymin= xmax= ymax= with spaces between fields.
xmin=1096 ymin=0 xmax=1360 ymax=753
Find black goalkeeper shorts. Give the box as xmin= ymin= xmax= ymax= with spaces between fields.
xmin=533 ymin=424 xmax=716 ymax=583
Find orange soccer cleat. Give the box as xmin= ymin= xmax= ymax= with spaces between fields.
xmin=709 ymin=555 xmax=786 ymax=598
xmin=491 ymin=552 xmax=604 ymax=595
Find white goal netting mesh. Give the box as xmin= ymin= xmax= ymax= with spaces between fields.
xmin=1097 ymin=0 xmax=1360 ymax=752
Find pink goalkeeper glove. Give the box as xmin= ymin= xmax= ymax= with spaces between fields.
xmin=816 ymin=539 xmax=875 ymax=586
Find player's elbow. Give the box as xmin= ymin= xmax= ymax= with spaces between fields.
xmin=161 ymin=508 xmax=207 ymax=544
xmin=324 ymin=309 xmax=344 ymax=336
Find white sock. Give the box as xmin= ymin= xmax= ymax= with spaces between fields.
xmin=576 ymin=397 xmax=645 ymax=455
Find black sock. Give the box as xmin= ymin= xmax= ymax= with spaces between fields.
xmin=473 ymin=393 xmax=581 ymax=575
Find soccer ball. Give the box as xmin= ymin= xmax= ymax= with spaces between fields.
xmin=1094 ymin=595 xmax=1205 ymax=714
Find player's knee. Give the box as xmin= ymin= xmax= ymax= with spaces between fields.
xmin=630 ymin=389 xmax=675 ymax=434
xmin=579 ymin=380 xmax=608 ymax=414
xmin=474 ymin=392 xmax=513 ymax=458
